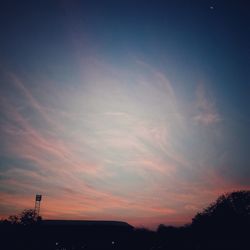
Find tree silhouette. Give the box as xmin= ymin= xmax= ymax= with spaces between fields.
xmin=7 ymin=215 xmax=19 ymax=225
xmin=192 ymin=190 xmax=250 ymax=227
xmin=19 ymin=209 xmax=41 ymax=226
xmin=5 ymin=209 xmax=42 ymax=226
xmin=191 ymin=190 xmax=250 ymax=249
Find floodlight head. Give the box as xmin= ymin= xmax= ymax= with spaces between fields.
xmin=36 ymin=194 xmax=42 ymax=201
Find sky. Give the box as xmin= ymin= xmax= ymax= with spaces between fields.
xmin=0 ymin=0 xmax=249 ymax=229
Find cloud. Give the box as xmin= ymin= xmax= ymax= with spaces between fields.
xmin=0 ymin=61 xmax=248 ymax=228
xmin=194 ymin=84 xmax=221 ymax=125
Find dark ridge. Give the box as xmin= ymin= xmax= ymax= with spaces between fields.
xmin=42 ymin=219 xmax=134 ymax=228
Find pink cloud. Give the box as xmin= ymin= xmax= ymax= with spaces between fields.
xmin=0 ymin=64 xmax=247 ymax=229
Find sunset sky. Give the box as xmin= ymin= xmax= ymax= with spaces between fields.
xmin=0 ymin=0 xmax=249 ymax=229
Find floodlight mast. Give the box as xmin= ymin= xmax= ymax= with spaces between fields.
xmin=34 ymin=194 xmax=42 ymax=217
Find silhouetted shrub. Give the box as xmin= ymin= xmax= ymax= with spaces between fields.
xmin=7 ymin=214 xmax=20 ymax=224
xmin=191 ymin=190 xmax=250 ymax=249
xmin=4 ymin=209 xmax=42 ymax=226
xmin=192 ymin=190 xmax=250 ymax=229
xmin=19 ymin=209 xmax=41 ymax=226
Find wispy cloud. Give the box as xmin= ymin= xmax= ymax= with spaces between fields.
xmin=0 ymin=61 xmax=247 ymax=228
xmin=194 ymin=84 xmax=221 ymax=125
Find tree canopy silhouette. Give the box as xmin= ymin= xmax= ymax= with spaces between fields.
xmin=19 ymin=209 xmax=42 ymax=226
xmin=6 ymin=209 xmax=42 ymax=226
xmin=7 ymin=215 xmax=19 ymax=225
xmin=191 ymin=190 xmax=250 ymax=240
xmin=192 ymin=190 xmax=250 ymax=222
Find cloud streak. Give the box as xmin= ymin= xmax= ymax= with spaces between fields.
xmin=0 ymin=59 xmax=248 ymax=229
xmin=194 ymin=84 xmax=221 ymax=125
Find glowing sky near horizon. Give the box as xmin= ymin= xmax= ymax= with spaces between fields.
xmin=0 ymin=0 xmax=249 ymax=228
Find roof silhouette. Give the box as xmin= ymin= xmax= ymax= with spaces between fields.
xmin=42 ymin=219 xmax=133 ymax=228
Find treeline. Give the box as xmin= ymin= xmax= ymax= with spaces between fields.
xmin=0 ymin=190 xmax=249 ymax=250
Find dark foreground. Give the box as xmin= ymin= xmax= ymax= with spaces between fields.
xmin=0 ymin=219 xmax=249 ymax=250
xmin=1 ymin=191 xmax=249 ymax=250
